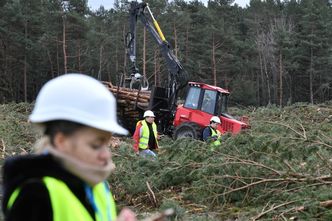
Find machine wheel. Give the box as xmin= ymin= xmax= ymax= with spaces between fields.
xmin=173 ymin=122 xmax=202 ymax=140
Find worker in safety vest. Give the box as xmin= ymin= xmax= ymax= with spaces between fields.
xmin=2 ymin=74 xmax=137 ymax=221
xmin=133 ymin=110 xmax=159 ymax=157
xmin=202 ymin=116 xmax=222 ymax=147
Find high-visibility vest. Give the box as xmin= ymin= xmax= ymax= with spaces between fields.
xmin=138 ymin=120 xmax=158 ymax=150
xmin=7 ymin=176 xmax=117 ymax=221
xmin=210 ymin=127 xmax=222 ymax=146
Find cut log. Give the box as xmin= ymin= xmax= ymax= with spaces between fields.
xmin=102 ymin=81 xmax=151 ymax=120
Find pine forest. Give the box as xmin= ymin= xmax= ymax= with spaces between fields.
xmin=0 ymin=0 xmax=331 ymax=105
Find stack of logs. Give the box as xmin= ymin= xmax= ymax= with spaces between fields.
xmin=102 ymin=81 xmax=151 ymax=119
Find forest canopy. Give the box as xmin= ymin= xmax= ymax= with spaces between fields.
xmin=0 ymin=0 xmax=331 ymax=106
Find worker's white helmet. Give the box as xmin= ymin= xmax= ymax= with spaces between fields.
xmin=143 ymin=110 xmax=155 ymax=118
xmin=29 ymin=73 xmax=128 ymax=135
xmin=210 ymin=116 xmax=221 ymax=124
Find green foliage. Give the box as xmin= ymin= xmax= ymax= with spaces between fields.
xmin=110 ymin=103 xmax=332 ymax=220
xmin=229 ymin=78 xmax=256 ymax=105
xmin=1 ymin=102 xmax=332 ymax=219
xmin=0 ymin=103 xmax=36 ymax=155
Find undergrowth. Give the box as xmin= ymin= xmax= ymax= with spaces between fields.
xmin=110 ymin=102 xmax=332 ymax=220
xmin=1 ymin=102 xmax=332 ymax=220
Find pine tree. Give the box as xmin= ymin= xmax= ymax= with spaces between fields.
xmin=295 ymin=0 xmax=331 ymax=103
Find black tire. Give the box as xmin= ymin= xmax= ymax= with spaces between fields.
xmin=173 ymin=122 xmax=202 ymax=140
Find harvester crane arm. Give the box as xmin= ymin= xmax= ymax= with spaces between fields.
xmin=126 ymin=1 xmax=188 ymax=111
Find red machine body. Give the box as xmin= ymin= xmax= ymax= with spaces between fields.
xmin=172 ymin=82 xmax=249 ymax=138
xmin=174 ymin=106 xmax=248 ymax=134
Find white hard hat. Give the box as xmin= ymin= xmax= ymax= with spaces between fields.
xmin=134 ymin=73 xmax=142 ymax=79
xmin=29 ymin=74 xmax=128 ymax=135
xmin=143 ymin=110 xmax=155 ymax=118
xmin=210 ymin=116 xmax=221 ymax=124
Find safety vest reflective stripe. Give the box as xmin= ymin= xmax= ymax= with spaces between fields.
xmin=139 ymin=120 xmax=158 ymax=150
xmin=210 ymin=128 xmax=221 ymax=146
xmin=139 ymin=135 xmax=149 ymax=146
xmin=139 ymin=141 xmax=148 ymax=145
xmin=7 ymin=177 xmax=117 ymax=221
xmin=7 ymin=188 xmax=21 ymax=210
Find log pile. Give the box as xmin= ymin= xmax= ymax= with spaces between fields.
xmin=102 ymin=81 xmax=151 ymax=119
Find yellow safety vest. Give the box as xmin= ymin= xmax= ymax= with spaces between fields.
xmin=139 ymin=120 xmax=158 ymax=150
xmin=210 ymin=127 xmax=222 ymax=146
xmin=7 ymin=176 xmax=117 ymax=221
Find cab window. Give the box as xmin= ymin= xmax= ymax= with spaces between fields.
xmin=201 ymin=90 xmax=217 ymax=114
xmin=184 ymin=87 xmax=201 ymax=109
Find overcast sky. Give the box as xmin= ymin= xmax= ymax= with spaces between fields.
xmin=88 ymin=0 xmax=250 ymax=10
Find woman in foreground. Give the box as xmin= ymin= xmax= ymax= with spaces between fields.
xmin=2 ymin=74 xmax=136 ymax=221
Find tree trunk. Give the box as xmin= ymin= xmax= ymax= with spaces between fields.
xmin=185 ymin=26 xmax=189 ymax=63
xmin=98 ymin=44 xmax=103 ymax=80
xmin=62 ymin=15 xmax=67 ymax=74
xmin=256 ymin=69 xmax=260 ymax=106
xmin=56 ymin=37 xmax=60 ymax=76
xmin=143 ymin=26 xmax=146 ymax=78
xmin=115 ymin=39 xmax=119 ymax=73
xmin=263 ymin=54 xmax=271 ymax=105
xmin=212 ymin=33 xmax=217 ymax=86
xmin=122 ymin=23 xmax=127 ymax=77
xmin=309 ymin=34 xmax=314 ymax=104
xmin=273 ymin=65 xmax=278 ymax=104
xmin=173 ymin=21 xmax=178 ymax=58
xmin=46 ymin=49 xmax=54 ymax=78
xmin=258 ymin=52 xmax=264 ymax=105
xmin=279 ymin=49 xmax=283 ymax=107
xmin=23 ymin=18 xmax=28 ymax=102
xmin=114 ymin=26 xmax=119 ymax=81
xmin=288 ymin=74 xmax=293 ymax=104
xmin=77 ymin=39 xmax=81 ymax=73
xmin=1 ymin=40 xmax=8 ymax=102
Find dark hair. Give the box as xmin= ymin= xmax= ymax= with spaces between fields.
xmin=44 ymin=120 xmax=86 ymax=145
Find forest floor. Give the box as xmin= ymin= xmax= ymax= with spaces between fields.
xmin=0 ymin=102 xmax=332 ymax=220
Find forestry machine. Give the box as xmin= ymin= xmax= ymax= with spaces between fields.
xmin=125 ymin=1 xmax=249 ymax=138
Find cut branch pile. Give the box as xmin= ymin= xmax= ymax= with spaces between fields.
xmin=102 ymin=81 xmax=151 ymax=120
xmin=110 ymin=103 xmax=332 ymax=220
xmin=2 ymin=102 xmax=332 ymax=220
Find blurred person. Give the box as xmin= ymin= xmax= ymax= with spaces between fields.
xmin=2 ymin=74 xmax=136 ymax=221
xmin=133 ymin=110 xmax=159 ymax=157
xmin=202 ymin=116 xmax=222 ymax=148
